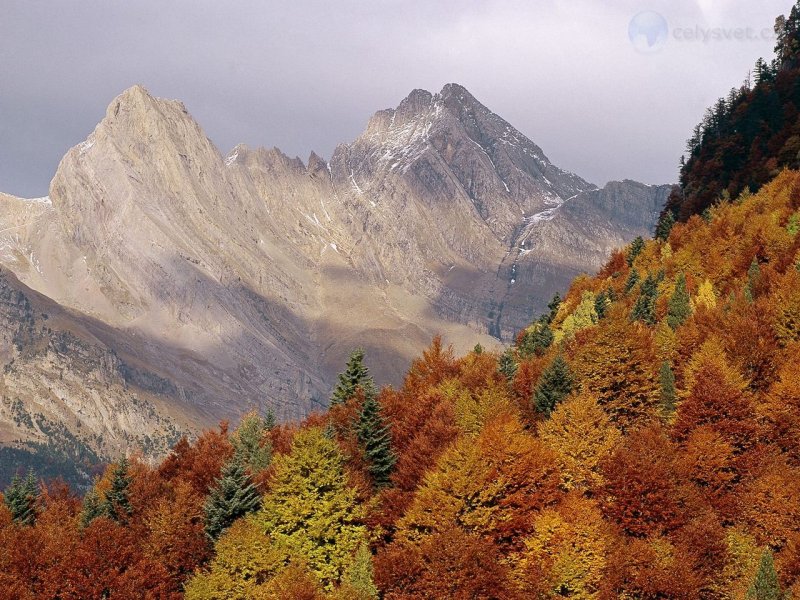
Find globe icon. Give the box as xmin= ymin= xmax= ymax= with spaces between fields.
xmin=628 ymin=11 xmax=668 ymax=53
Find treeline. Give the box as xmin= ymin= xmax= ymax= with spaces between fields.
xmin=2 ymin=167 xmax=800 ymax=598
xmin=663 ymin=0 xmax=800 ymax=224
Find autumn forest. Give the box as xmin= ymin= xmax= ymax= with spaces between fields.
xmin=5 ymin=4 xmax=800 ymax=600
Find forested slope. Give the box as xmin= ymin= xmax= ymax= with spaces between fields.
xmin=2 ymin=168 xmax=800 ymax=598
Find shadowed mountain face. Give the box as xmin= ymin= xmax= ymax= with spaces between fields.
xmin=0 ymin=84 xmax=670 ymax=467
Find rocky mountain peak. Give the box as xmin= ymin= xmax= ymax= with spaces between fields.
xmin=0 ymin=84 xmax=671 ymax=475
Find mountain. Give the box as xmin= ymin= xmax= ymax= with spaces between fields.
xmin=0 ymin=84 xmax=669 ymax=474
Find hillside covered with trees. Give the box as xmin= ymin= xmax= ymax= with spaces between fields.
xmin=665 ymin=1 xmax=800 ymax=223
xmin=2 ymin=163 xmax=800 ymax=597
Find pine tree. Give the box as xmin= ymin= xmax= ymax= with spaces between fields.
xmin=518 ymin=319 xmax=553 ymax=358
xmin=631 ymin=273 xmax=659 ymax=325
xmin=659 ymin=361 xmax=677 ymax=417
xmin=498 ymin=349 xmax=518 ymax=381
xmin=103 ymin=458 xmax=133 ymax=523
xmin=533 ymin=355 xmax=574 ymax=416
xmin=232 ymin=412 xmax=272 ymax=473
xmin=746 ymin=549 xmax=783 ymax=599
xmin=3 ymin=470 xmax=39 ymax=525
xmin=356 ymin=394 xmax=397 ymax=489
xmin=624 ymin=269 xmax=640 ymax=294
xmin=331 ymin=349 xmax=377 ymax=406
xmin=203 ymin=457 xmax=262 ymax=541
xmin=627 ymin=236 xmax=645 ymax=266
xmin=547 ymin=293 xmax=562 ymax=323
xmin=594 ymin=290 xmax=611 ymax=319
xmin=655 ymin=211 xmax=676 ymax=241
xmin=667 ymin=273 xmax=691 ymax=329
xmin=473 ymin=343 xmax=484 ymax=355
xmin=80 ymin=487 xmax=105 ymax=528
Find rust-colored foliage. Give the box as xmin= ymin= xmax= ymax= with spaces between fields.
xmin=601 ymin=424 xmax=698 ymax=538
xmin=375 ymin=526 xmax=517 ymax=600
xmin=158 ymin=423 xmax=234 ymax=496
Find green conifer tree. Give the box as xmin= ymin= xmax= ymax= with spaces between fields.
xmin=79 ymin=487 xmax=105 ymax=528
xmin=547 ymin=293 xmax=562 ymax=323
xmin=594 ymin=289 xmax=611 ymax=319
xmin=498 ymin=349 xmax=518 ymax=381
xmin=667 ymin=273 xmax=692 ymax=329
xmin=473 ymin=343 xmax=484 ymax=355
xmin=330 ymin=349 xmax=377 ymax=406
xmin=627 ymin=236 xmax=645 ymax=266
xmin=631 ymin=273 xmax=659 ymax=325
xmin=518 ymin=319 xmax=553 ymax=358
xmin=356 ymin=394 xmax=396 ymax=489
xmin=103 ymin=458 xmax=133 ymax=523
xmin=533 ymin=355 xmax=574 ymax=416
xmin=3 ymin=470 xmax=39 ymax=526
xmin=746 ymin=549 xmax=783 ymax=599
xmin=624 ymin=269 xmax=640 ymax=294
xmin=655 ymin=211 xmax=676 ymax=240
xmin=203 ymin=457 xmax=262 ymax=541
xmin=659 ymin=361 xmax=678 ymax=417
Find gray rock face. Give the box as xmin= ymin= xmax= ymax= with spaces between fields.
xmin=0 ymin=84 xmax=670 ymax=462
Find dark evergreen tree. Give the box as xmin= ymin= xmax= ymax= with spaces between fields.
xmin=624 ymin=269 xmax=640 ymax=294
xmin=473 ymin=343 xmax=484 ymax=355
xmin=546 ymin=293 xmax=562 ymax=323
xmin=518 ymin=319 xmax=553 ymax=358
xmin=103 ymin=458 xmax=133 ymax=523
xmin=3 ymin=470 xmax=39 ymax=526
xmin=746 ymin=549 xmax=783 ymax=599
xmin=498 ymin=349 xmax=518 ymax=381
xmin=655 ymin=210 xmax=676 ymax=241
xmin=630 ymin=273 xmax=659 ymax=325
xmin=203 ymin=457 xmax=262 ymax=541
xmin=356 ymin=394 xmax=397 ymax=489
xmin=330 ymin=348 xmax=377 ymax=406
xmin=659 ymin=361 xmax=678 ymax=417
xmin=594 ymin=290 xmax=611 ymax=319
xmin=667 ymin=273 xmax=691 ymax=329
xmin=627 ymin=236 xmax=645 ymax=266
xmin=533 ymin=355 xmax=574 ymax=416
xmin=79 ymin=487 xmax=104 ymax=528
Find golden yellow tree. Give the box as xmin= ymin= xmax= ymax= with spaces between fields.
xmin=254 ymin=427 xmax=367 ymax=590
xmin=538 ymin=392 xmax=622 ymax=492
xmin=511 ymin=494 xmax=610 ymax=599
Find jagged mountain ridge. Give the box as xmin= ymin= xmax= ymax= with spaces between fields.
xmin=0 ymin=84 xmax=670 ymax=468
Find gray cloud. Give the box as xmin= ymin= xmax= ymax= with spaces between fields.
xmin=0 ymin=0 xmax=794 ymax=197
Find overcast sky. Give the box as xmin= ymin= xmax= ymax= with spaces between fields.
xmin=1 ymin=0 xmax=795 ymax=197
